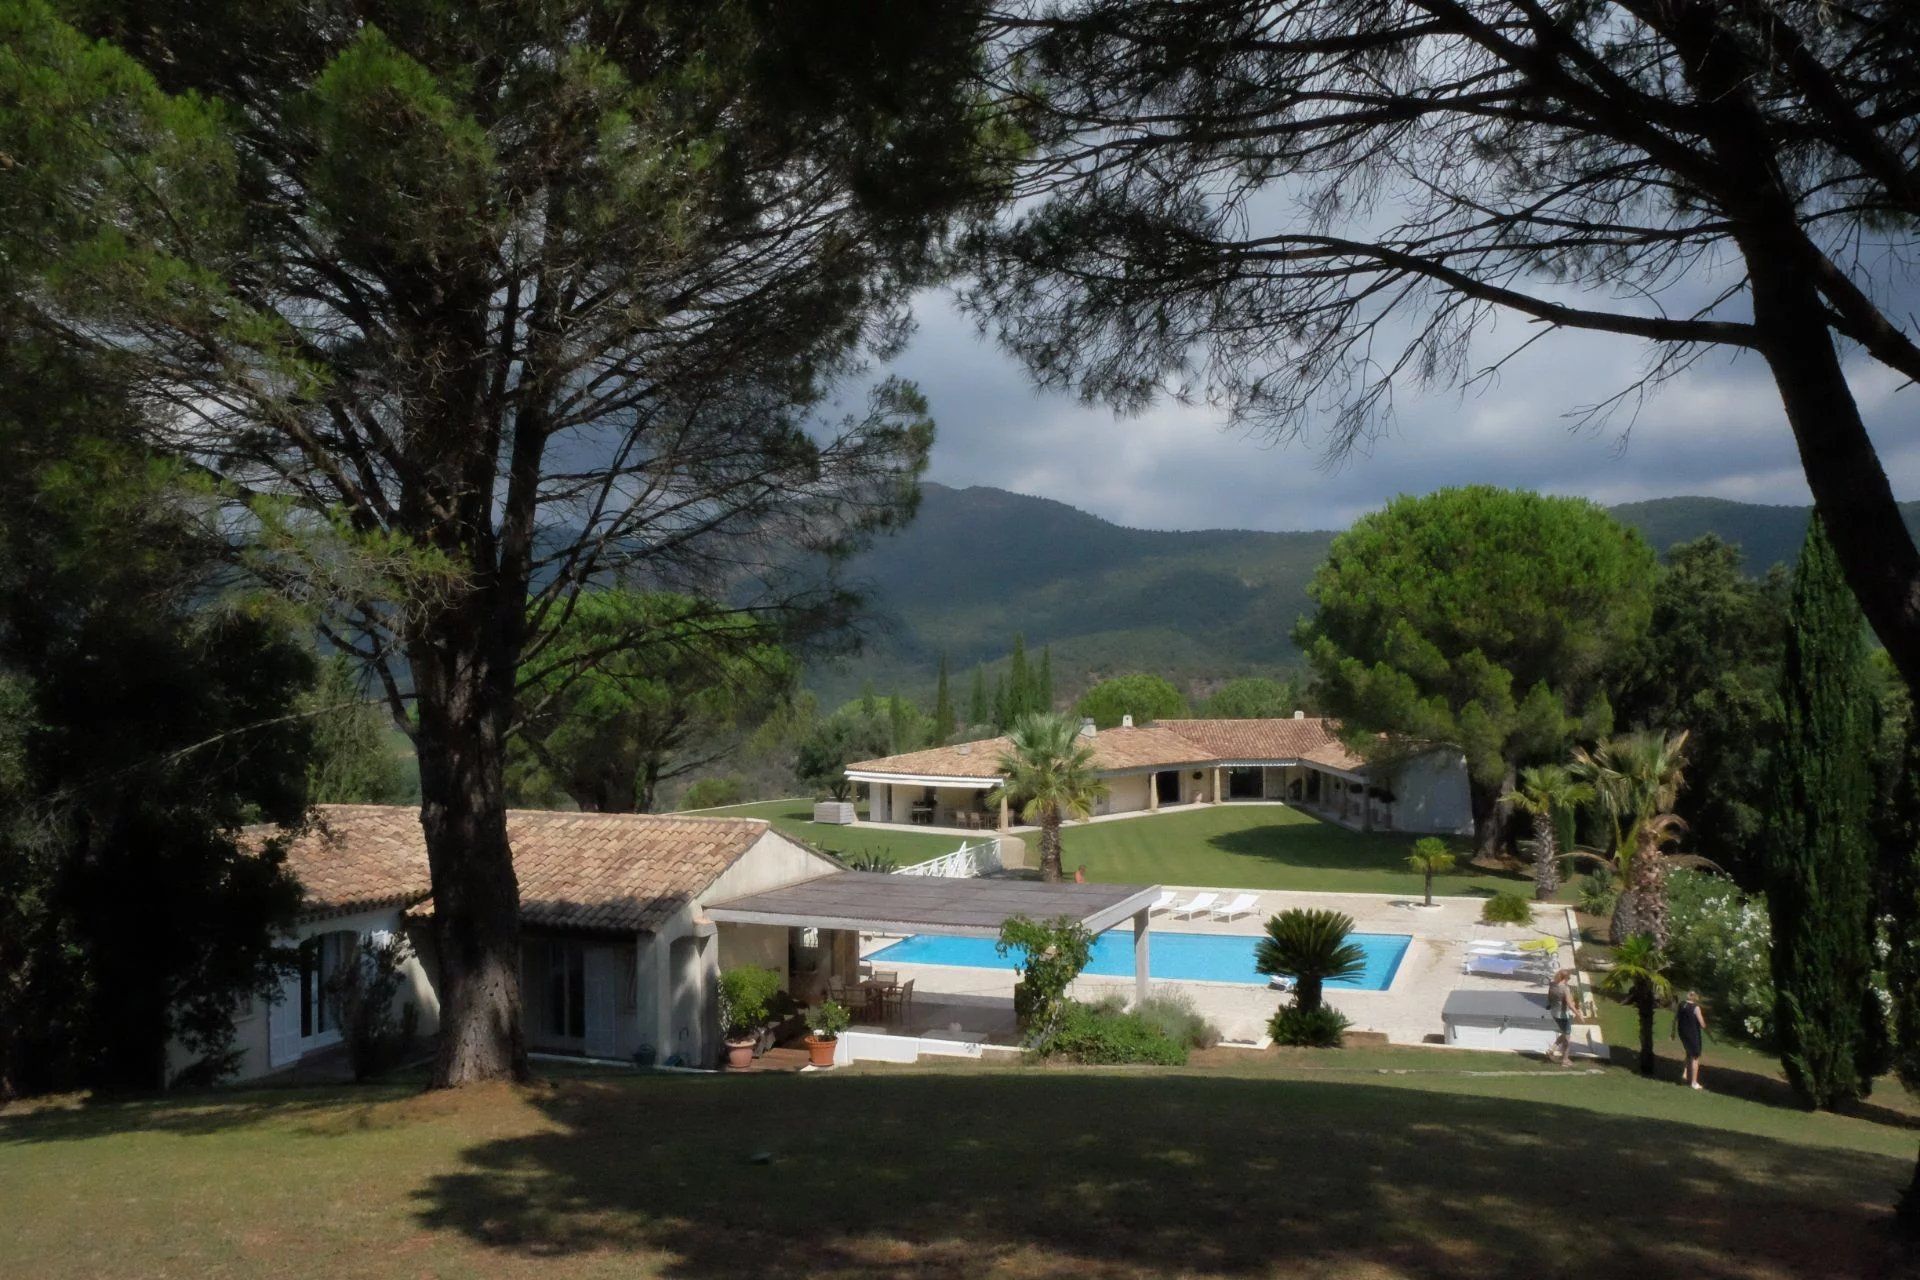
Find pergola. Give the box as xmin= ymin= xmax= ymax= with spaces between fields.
xmin=705 ymin=871 xmax=1163 ymax=1002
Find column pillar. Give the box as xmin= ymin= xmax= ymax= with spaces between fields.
xmin=1148 ymin=772 xmax=1160 ymax=812
xmin=998 ymin=789 xmax=1010 ymax=832
xmin=1132 ymin=908 xmax=1151 ymax=1006
xmin=1212 ymin=767 xmax=1222 ymax=803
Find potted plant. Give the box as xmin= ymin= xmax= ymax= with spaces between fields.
xmin=804 ymin=999 xmax=851 ymax=1067
xmin=718 ymin=965 xmax=780 ymax=1070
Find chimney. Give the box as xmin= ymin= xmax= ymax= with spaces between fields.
xmin=1079 ymin=717 xmax=1097 ymax=739
xmin=1293 ymin=710 xmax=1305 ymax=719
xmin=1121 ymin=714 xmax=1134 ymax=729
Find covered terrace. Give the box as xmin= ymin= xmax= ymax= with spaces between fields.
xmin=705 ymin=872 xmax=1162 ymax=1059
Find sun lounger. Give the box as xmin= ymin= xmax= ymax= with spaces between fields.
xmin=1210 ymin=893 xmax=1259 ymax=922
xmin=1468 ymin=938 xmax=1558 ymax=954
xmin=1171 ymin=892 xmax=1219 ymax=920
xmin=1148 ymin=890 xmax=1179 ymax=914
xmin=1462 ymin=953 xmax=1553 ymax=979
xmin=1268 ymin=974 xmax=1296 ymax=992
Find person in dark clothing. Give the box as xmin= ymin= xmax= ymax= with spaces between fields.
xmin=1673 ymin=991 xmax=1707 ymax=1090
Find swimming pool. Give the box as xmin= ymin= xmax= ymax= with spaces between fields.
xmin=866 ymin=929 xmax=1411 ymax=991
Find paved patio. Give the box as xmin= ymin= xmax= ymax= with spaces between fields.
xmin=859 ymin=886 xmax=1603 ymax=1053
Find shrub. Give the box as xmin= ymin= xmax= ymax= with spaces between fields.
xmin=999 ymin=915 xmax=1093 ymax=1042
xmin=1269 ymin=1003 xmax=1351 ymax=1048
xmin=1133 ymin=992 xmax=1223 ymax=1050
xmin=679 ymin=776 xmax=744 ymax=810
xmin=719 ymin=965 xmax=781 ymax=1041
xmin=325 ymin=933 xmax=419 ymax=1082
xmin=1665 ymin=869 xmax=1776 ymax=1043
xmin=1047 ymin=1001 xmax=1189 ymax=1065
xmin=843 ymin=851 xmax=898 ymax=873
xmin=1480 ymin=892 xmax=1533 ymax=925
xmin=1576 ymin=873 xmax=1620 ymax=919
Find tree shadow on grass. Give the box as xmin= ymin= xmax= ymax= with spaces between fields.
xmin=0 ymin=1080 xmax=411 ymax=1144
xmin=1607 ymin=1043 xmax=1920 ymax=1131
xmin=410 ymin=1070 xmax=1913 ymax=1280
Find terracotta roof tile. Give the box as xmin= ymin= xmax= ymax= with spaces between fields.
xmin=846 ymin=716 xmax=1372 ymax=778
xmin=257 ymin=805 xmax=771 ymax=933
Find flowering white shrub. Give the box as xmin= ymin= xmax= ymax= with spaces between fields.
xmin=1664 ymin=871 xmax=1776 ymax=1044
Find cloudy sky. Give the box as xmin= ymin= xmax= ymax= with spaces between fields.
xmin=881 ymin=288 xmax=1919 ymax=534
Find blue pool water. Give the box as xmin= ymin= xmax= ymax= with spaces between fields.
xmin=867 ymin=929 xmax=1411 ymax=991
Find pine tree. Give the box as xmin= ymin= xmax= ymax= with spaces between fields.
xmin=969 ymin=664 xmax=989 ymax=728
xmin=1038 ymin=647 xmax=1054 ymax=712
xmin=1008 ymin=634 xmax=1032 ymax=719
xmin=1766 ymin=518 xmax=1879 ymax=1109
xmin=932 ymin=654 xmax=955 ymax=745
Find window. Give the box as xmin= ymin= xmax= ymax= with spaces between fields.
xmin=299 ymin=930 xmax=355 ymax=1038
xmin=546 ymin=940 xmax=586 ymax=1039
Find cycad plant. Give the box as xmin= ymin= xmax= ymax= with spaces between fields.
xmin=1405 ymin=837 xmax=1456 ymax=907
xmin=996 ymin=712 xmax=1109 ymax=882
xmin=1570 ymin=731 xmax=1713 ymax=947
xmin=1598 ymin=934 xmax=1674 ymax=1077
xmin=1503 ymin=764 xmax=1593 ymax=901
xmin=1254 ymin=908 xmax=1366 ymax=1014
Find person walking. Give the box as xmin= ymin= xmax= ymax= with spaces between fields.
xmin=1674 ymin=991 xmax=1707 ymax=1090
xmin=1547 ymin=968 xmax=1578 ymax=1066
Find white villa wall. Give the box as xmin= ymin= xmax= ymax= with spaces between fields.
xmin=1391 ymin=750 xmax=1475 ymax=835
xmin=173 ymin=904 xmax=441 ymax=1085
xmin=1099 ymin=772 xmax=1152 ymax=816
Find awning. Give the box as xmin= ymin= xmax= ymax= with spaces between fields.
xmin=704 ymin=871 xmax=1161 ymax=939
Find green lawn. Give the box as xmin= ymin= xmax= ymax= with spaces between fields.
xmin=1061 ymin=805 xmax=1536 ymax=896
xmin=681 ymin=797 xmax=963 ymax=865
xmin=4 ymin=1045 xmax=1915 ymax=1279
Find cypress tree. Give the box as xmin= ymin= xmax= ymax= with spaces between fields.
xmin=887 ymin=692 xmax=910 ymax=755
xmin=1883 ymin=726 xmax=1920 ymax=1231
xmin=1765 ymin=518 xmax=1878 ymax=1109
xmin=932 ymin=654 xmax=955 ymax=745
xmin=969 ymin=663 xmax=989 ymax=728
xmin=1008 ymin=634 xmax=1031 ymax=719
xmin=1038 ymin=646 xmax=1054 ymax=712
xmin=993 ymin=673 xmax=1009 ymax=731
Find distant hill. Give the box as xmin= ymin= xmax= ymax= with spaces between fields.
xmin=807 ymin=484 xmax=1918 ymax=704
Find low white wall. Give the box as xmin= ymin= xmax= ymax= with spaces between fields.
xmin=1100 ymin=773 xmax=1152 ymax=816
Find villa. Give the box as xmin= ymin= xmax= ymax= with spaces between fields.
xmin=845 ymin=715 xmax=1473 ymax=836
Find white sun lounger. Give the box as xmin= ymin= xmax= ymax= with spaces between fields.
xmin=1268 ymin=973 xmax=1296 ymax=992
xmin=1210 ymin=893 xmax=1260 ymax=922
xmin=1148 ymin=890 xmax=1179 ymax=914
xmin=1469 ymin=937 xmax=1557 ymax=953
xmin=1462 ymin=953 xmax=1553 ymax=980
xmin=1171 ymin=892 xmax=1219 ymax=920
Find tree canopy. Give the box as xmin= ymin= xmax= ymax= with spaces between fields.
xmin=1203 ymin=675 xmax=1307 ymax=720
xmin=2 ymin=0 xmax=1005 ymax=1084
xmin=969 ymin=0 xmax=1920 ymax=705
xmin=1295 ymin=487 xmax=1651 ymax=852
xmin=1075 ymin=674 xmax=1187 ymax=729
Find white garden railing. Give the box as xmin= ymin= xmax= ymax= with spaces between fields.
xmin=897 ymin=838 xmax=1002 ymax=878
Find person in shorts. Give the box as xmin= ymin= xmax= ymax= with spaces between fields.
xmin=1547 ymin=968 xmax=1577 ymax=1065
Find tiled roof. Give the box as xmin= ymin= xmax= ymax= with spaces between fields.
xmin=260 ymin=805 xmax=772 ymax=933
xmin=847 ymin=716 xmax=1372 ymax=778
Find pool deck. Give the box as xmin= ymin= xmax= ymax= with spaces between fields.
xmin=859 ymin=886 xmax=1602 ymax=1053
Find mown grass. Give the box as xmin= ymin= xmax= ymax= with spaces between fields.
xmin=1060 ymin=805 xmax=1536 ymax=896
xmin=4 ymin=1045 xmax=1915 ymax=1280
xmin=680 ymin=797 xmax=962 ymax=865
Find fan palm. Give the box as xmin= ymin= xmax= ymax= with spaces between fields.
xmin=1254 ymin=908 xmax=1366 ymax=1013
xmin=1598 ymin=934 xmax=1675 ymax=1077
xmin=1569 ymin=731 xmax=1714 ymax=947
xmin=1503 ymin=764 xmax=1594 ymax=901
xmin=995 ymin=712 xmax=1109 ymax=883
xmin=1405 ymin=837 xmax=1456 ymax=907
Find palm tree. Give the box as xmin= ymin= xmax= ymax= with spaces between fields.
xmin=1569 ymin=731 xmax=1713 ymax=947
xmin=1254 ymin=908 xmax=1366 ymax=1013
xmin=995 ymin=711 xmax=1109 ymax=883
xmin=1598 ymin=934 xmax=1674 ymax=1078
xmin=1503 ymin=765 xmax=1594 ymax=901
xmin=1405 ymin=837 xmax=1456 ymax=907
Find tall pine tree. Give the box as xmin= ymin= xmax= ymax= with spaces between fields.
xmin=932 ymin=654 xmax=955 ymax=745
xmin=1008 ymin=634 xmax=1032 ymax=720
xmin=1766 ymin=518 xmax=1879 ymax=1109
xmin=969 ymin=664 xmax=989 ymax=728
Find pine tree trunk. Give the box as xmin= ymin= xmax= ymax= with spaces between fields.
xmin=412 ymin=626 xmax=531 ymax=1089
xmin=1039 ymin=808 xmax=1063 ymax=882
xmin=1532 ymin=812 xmax=1559 ymax=901
xmin=1468 ymin=770 xmax=1513 ymax=863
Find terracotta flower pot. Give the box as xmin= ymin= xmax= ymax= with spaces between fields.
xmin=725 ymin=1039 xmax=755 ymax=1070
xmin=804 ymin=1034 xmax=838 ymax=1068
